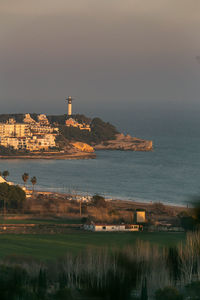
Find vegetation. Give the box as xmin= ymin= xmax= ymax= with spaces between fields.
xmin=2 ymin=170 xmax=9 ymax=181
xmin=58 ymin=119 xmax=118 ymax=145
xmin=0 ymin=183 xmax=26 ymax=210
xmin=30 ymin=176 xmax=37 ymax=192
xmin=59 ymin=125 xmax=92 ymax=144
xmin=92 ymin=194 xmax=107 ymax=208
xmin=0 ymin=231 xmax=199 ymax=299
xmin=0 ymin=146 xmax=30 ymax=155
xmin=0 ymin=113 xmax=25 ymax=123
xmin=47 ymin=114 xmax=91 ymax=126
xmin=51 ymin=114 xmax=119 ymax=144
xmin=178 ymin=197 xmax=200 ymax=231
xmin=0 ymin=231 xmax=185 ymax=260
xmin=22 ymin=173 xmax=29 ymax=187
xmin=155 ymin=287 xmax=183 ymax=300
xmin=90 ymin=117 xmax=119 ymax=143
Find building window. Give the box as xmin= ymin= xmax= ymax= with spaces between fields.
xmin=102 ymin=226 xmax=106 ymax=230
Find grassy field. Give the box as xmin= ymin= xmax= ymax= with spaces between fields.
xmin=0 ymin=217 xmax=81 ymax=224
xmin=0 ymin=230 xmax=186 ymax=261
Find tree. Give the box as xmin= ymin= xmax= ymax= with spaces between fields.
xmin=22 ymin=173 xmax=29 ymax=188
xmin=140 ymin=277 xmax=148 ymax=300
xmin=0 ymin=183 xmax=26 ymax=211
xmin=178 ymin=196 xmax=200 ymax=231
xmin=2 ymin=170 xmax=9 ymax=180
xmin=31 ymin=176 xmax=37 ymax=192
xmin=92 ymin=194 xmax=107 ymax=208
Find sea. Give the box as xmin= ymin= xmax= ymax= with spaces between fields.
xmin=0 ymin=133 xmax=200 ymax=206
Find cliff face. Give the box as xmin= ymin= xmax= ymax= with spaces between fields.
xmin=94 ymin=134 xmax=153 ymax=151
xmin=71 ymin=142 xmax=94 ymax=153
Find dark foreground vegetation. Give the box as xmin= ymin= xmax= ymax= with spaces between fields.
xmin=0 ymin=231 xmax=199 ymax=299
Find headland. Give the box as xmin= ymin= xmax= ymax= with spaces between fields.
xmin=0 ymin=112 xmax=153 ymax=159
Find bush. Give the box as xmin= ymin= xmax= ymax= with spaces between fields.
xmin=155 ymin=287 xmax=183 ymax=300
xmin=67 ymin=207 xmax=80 ymax=214
xmin=92 ymin=194 xmax=107 ymax=208
xmin=184 ymin=281 xmax=200 ymax=299
xmin=0 ymin=183 xmax=26 ymax=210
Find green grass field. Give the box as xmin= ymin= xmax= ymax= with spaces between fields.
xmin=0 ymin=231 xmax=185 ymax=261
xmin=0 ymin=218 xmax=81 ymax=224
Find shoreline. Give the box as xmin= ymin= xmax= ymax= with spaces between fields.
xmin=32 ymin=189 xmax=187 ymax=211
xmin=0 ymin=152 xmax=96 ymax=160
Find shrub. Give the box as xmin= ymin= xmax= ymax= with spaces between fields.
xmin=0 ymin=183 xmax=26 ymax=210
xmin=155 ymin=287 xmax=183 ymax=300
xmin=92 ymin=194 xmax=107 ymax=208
xmin=184 ymin=281 xmax=200 ymax=299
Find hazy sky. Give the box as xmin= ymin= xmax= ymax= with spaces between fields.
xmin=1 ymin=0 xmax=200 ymax=135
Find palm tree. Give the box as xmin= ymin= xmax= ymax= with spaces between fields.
xmin=22 ymin=173 xmax=29 ymax=188
xmin=31 ymin=176 xmax=37 ymax=193
xmin=2 ymin=170 xmax=9 ymax=181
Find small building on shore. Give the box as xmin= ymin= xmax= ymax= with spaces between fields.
xmin=135 ymin=209 xmax=146 ymax=223
xmin=0 ymin=176 xmax=14 ymax=186
xmin=83 ymin=223 xmax=141 ymax=232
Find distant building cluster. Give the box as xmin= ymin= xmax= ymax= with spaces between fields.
xmin=65 ymin=118 xmax=91 ymax=131
xmin=0 ymin=114 xmax=58 ymax=151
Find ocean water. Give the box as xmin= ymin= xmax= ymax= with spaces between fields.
xmin=0 ymin=134 xmax=200 ymax=206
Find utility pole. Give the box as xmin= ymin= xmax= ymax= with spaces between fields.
xmin=4 ymin=198 xmax=6 ymax=218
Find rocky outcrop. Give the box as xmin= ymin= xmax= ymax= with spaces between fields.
xmin=94 ymin=134 xmax=153 ymax=151
xmin=71 ymin=142 xmax=94 ymax=153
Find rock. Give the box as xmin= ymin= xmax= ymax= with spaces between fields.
xmin=94 ymin=134 xmax=153 ymax=151
xmin=71 ymin=142 xmax=95 ymax=153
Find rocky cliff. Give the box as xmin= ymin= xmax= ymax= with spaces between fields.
xmin=71 ymin=142 xmax=95 ymax=153
xmin=94 ymin=134 xmax=153 ymax=151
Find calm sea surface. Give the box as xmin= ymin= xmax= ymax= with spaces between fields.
xmin=0 ymin=135 xmax=200 ymax=206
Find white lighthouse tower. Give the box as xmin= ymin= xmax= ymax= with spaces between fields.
xmin=65 ymin=96 xmax=73 ymax=116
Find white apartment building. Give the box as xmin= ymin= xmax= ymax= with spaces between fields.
xmin=0 ymin=116 xmax=57 ymax=151
xmin=0 ymin=137 xmax=27 ymax=150
xmin=30 ymin=124 xmax=58 ymax=134
xmin=37 ymin=114 xmax=49 ymax=125
xmin=0 ymin=123 xmax=30 ymax=137
xmin=0 ymin=135 xmax=56 ymax=151
xmin=27 ymin=134 xmax=56 ymax=151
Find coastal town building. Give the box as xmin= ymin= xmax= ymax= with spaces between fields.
xmin=0 ymin=114 xmax=58 ymax=151
xmin=37 ymin=114 xmax=50 ymax=125
xmin=0 ymin=135 xmax=56 ymax=151
xmin=23 ymin=114 xmax=36 ymax=124
xmin=65 ymin=118 xmax=91 ymax=131
xmin=27 ymin=134 xmax=56 ymax=151
xmin=0 ymin=123 xmax=30 ymax=137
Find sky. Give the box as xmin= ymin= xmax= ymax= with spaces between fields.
xmin=1 ymin=0 xmax=200 ymax=136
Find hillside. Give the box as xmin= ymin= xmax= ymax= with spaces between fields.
xmin=0 ymin=113 xmax=153 ymax=152
xmin=0 ymin=113 xmax=119 ymax=145
xmin=58 ymin=115 xmax=119 ymax=145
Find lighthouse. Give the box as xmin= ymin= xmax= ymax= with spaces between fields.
xmin=65 ymin=96 xmax=73 ymax=116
